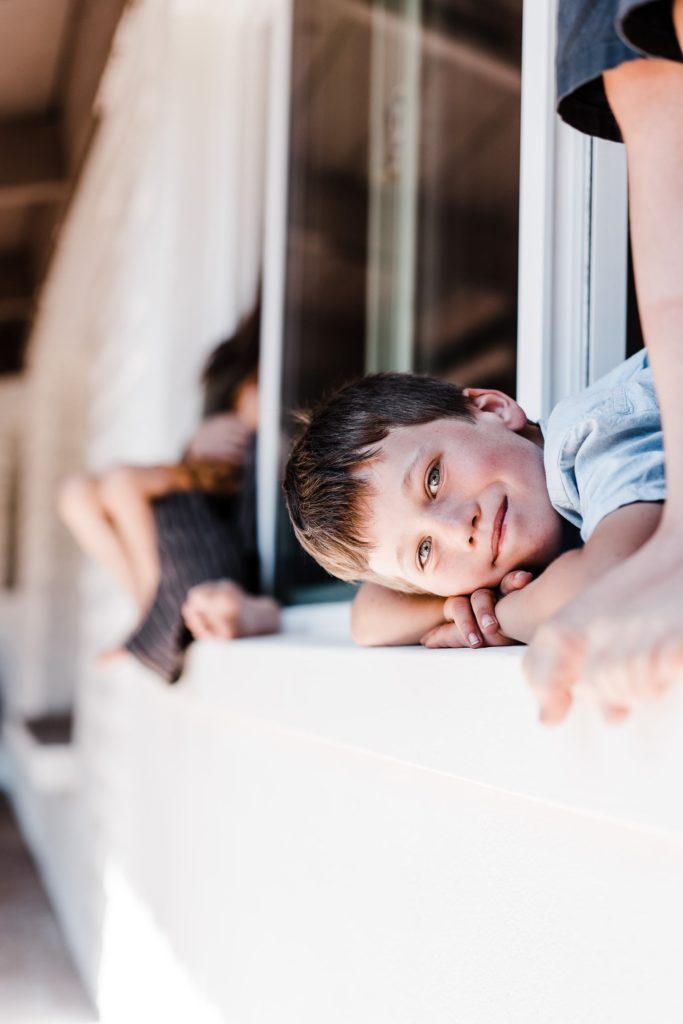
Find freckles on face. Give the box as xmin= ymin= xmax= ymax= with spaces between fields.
xmin=360 ymin=417 xmax=563 ymax=597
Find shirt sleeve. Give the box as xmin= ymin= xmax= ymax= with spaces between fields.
xmin=573 ymin=407 xmax=666 ymax=541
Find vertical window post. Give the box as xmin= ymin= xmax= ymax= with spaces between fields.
xmin=517 ymin=0 xmax=628 ymax=421
xmin=257 ymin=0 xmax=293 ymax=593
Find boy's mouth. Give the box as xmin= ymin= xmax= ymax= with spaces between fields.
xmin=491 ymin=496 xmax=508 ymax=564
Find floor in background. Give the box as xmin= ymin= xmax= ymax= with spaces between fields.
xmin=0 ymin=792 xmax=96 ymax=1023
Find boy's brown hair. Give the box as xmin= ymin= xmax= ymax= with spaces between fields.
xmin=283 ymin=373 xmax=474 ymax=584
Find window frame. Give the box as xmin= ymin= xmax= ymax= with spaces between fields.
xmin=517 ymin=0 xmax=628 ymax=421
xmin=257 ymin=0 xmax=293 ymax=594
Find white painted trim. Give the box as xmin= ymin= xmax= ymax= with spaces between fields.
xmin=517 ymin=0 xmax=594 ymax=417
xmin=516 ymin=0 xmax=558 ymax=420
xmin=257 ymin=0 xmax=293 ymax=593
xmin=548 ymin=132 xmax=629 ymax=402
xmin=517 ymin=1 xmax=629 ymax=418
xmin=185 ymin=605 xmax=683 ymax=841
xmin=549 ymin=121 xmax=592 ymax=404
xmin=587 ymin=137 xmax=629 ymax=381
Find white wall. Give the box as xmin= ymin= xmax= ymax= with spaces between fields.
xmin=63 ymin=624 xmax=683 ymax=1023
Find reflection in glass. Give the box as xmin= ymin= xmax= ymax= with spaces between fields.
xmin=414 ymin=1 xmax=521 ymax=395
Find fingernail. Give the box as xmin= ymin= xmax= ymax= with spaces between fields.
xmin=468 ymin=632 xmax=481 ymax=647
xmin=515 ymin=571 xmax=531 ymax=583
xmin=482 ymin=614 xmax=497 ymax=629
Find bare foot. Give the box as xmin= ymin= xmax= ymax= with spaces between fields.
xmin=181 ymin=580 xmax=281 ymax=641
xmin=524 ymin=523 xmax=683 ymax=724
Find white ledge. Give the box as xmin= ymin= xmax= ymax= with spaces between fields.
xmin=162 ymin=601 xmax=683 ymax=842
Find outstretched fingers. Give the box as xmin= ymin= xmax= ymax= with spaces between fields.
xmin=584 ymin=634 xmax=683 ymax=717
xmin=522 ymin=616 xmax=681 ymax=725
xmin=522 ymin=621 xmax=585 ymax=725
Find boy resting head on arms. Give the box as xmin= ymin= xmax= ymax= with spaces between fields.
xmin=283 ymin=350 xmax=666 ymax=723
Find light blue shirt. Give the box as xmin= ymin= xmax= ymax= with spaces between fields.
xmin=541 ymin=350 xmax=665 ymax=541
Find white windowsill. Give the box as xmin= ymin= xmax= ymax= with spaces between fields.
xmin=175 ymin=600 xmax=683 ymax=843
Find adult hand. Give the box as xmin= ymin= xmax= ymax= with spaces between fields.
xmin=524 ymin=599 xmax=681 ymax=726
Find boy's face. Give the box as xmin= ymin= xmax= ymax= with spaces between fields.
xmin=359 ymin=389 xmax=564 ymax=597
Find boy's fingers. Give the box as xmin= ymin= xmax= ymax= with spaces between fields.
xmin=420 ymin=623 xmax=466 ymax=648
xmin=499 ymin=570 xmax=534 ymax=596
xmin=444 ymin=595 xmax=482 ymax=647
xmin=443 ymin=594 xmax=466 ymax=620
xmin=456 ymin=614 xmax=482 ymax=648
xmin=470 ymin=588 xmax=499 ymax=634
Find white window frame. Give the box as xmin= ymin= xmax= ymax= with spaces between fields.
xmin=517 ymin=0 xmax=628 ymax=421
xmin=257 ymin=0 xmax=293 ymax=593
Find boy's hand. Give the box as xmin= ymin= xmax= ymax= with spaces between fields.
xmin=420 ymin=570 xmax=533 ymax=649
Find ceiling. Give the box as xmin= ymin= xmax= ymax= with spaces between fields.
xmin=0 ymin=0 xmax=128 ymax=374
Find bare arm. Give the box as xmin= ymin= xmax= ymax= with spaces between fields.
xmin=94 ymin=465 xmax=186 ymax=607
xmin=351 ymin=578 xmax=526 ymax=649
xmin=497 ymin=502 xmax=663 ymax=643
xmin=99 ymin=464 xmax=198 ymax=501
xmin=351 ymin=583 xmax=446 ymax=646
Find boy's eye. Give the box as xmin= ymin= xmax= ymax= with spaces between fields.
xmin=418 ymin=537 xmax=432 ymax=568
xmin=427 ymin=463 xmax=441 ymax=497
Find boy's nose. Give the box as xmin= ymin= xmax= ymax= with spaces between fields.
xmin=428 ymin=501 xmax=480 ymax=549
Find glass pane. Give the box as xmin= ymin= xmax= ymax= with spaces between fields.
xmin=276 ymin=0 xmax=523 ymax=603
xmin=414 ymin=0 xmax=521 ymax=395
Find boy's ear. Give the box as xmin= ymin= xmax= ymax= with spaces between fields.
xmin=462 ymin=388 xmax=528 ymax=431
